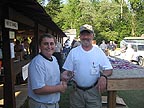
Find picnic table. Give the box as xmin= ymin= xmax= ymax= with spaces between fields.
xmin=107 ymin=57 xmax=144 ymax=108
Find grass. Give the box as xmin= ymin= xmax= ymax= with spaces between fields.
xmin=59 ymin=86 xmax=72 ymax=108
xmin=118 ymin=90 xmax=144 ymax=108
xmin=21 ymin=86 xmax=144 ymax=108
xmin=59 ymin=86 xmax=144 ymax=108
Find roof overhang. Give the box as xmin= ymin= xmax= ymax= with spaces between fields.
xmin=1 ymin=0 xmax=66 ymax=37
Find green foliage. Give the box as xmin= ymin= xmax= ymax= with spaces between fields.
xmin=39 ymin=0 xmax=144 ymax=45
xmin=128 ymin=0 xmax=144 ymax=36
xmin=44 ymin=0 xmax=62 ymax=18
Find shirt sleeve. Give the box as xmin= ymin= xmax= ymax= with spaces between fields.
xmin=99 ymin=49 xmax=113 ymax=70
xmin=28 ymin=61 xmax=45 ymax=90
xmin=62 ymin=50 xmax=74 ymax=71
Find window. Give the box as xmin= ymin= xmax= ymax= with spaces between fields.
xmin=138 ymin=45 xmax=144 ymax=51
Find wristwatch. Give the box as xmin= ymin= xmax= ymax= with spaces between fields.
xmin=100 ymin=72 xmax=107 ymax=80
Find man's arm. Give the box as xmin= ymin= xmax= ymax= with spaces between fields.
xmin=33 ymin=81 xmax=67 ymax=95
xmin=96 ymin=69 xmax=113 ymax=93
xmin=102 ymin=69 xmax=113 ymax=77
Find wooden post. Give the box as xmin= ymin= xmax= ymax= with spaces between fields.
xmin=2 ymin=6 xmax=16 ymax=108
xmin=34 ymin=23 xmax=39 ymax=55
xmin=107 ymin=91 xmax=116 ymax=108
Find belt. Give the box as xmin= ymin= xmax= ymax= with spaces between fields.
xmin=28 ymin=97 xmax=58 ymax=105
xmin=76 ymin=80 xmax=98 ymax=91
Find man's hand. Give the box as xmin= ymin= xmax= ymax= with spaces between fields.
xmin=96 ymin=76 xmax=107 ymax=93
xmin=61 ymin=71 xmax=74 ymax=82
xmin=59 ymin=81 xmax=67 ymax=93
xmin=61 ymin=71 xmax=69 ymax=82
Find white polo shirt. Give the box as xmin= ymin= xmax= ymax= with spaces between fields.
xmin=63 ymin=45 xmax=113 ymax=87
xmin=28 ymin=54 xmax=60 ymax=104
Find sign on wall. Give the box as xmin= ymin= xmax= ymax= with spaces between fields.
xmin=5 ymin=19 xmax=18 ymax=30
xmin=10 ymin=43 xmax=15 ymax=58
xmin=9 ymin=31 xmax=15 ymax=39
xmin=22 ymin=63 xmax=29 ymax=80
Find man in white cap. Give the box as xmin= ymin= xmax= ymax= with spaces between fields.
xmin=62 ymin=24 xmax=113 ymax=108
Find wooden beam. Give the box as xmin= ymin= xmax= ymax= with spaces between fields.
xmin=107 ymin=78 xmax=144 ymax=91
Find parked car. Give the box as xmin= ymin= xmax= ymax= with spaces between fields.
xmin=120 ymin=39 xmax=144 ymax=66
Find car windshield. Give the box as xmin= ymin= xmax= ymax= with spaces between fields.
xmin=138 ymin=45 xmax=144 ymax=51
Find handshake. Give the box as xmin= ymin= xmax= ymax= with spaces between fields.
xmin=58 ymin=71 xmax=74 ymax=93
xmin=61 ymin=71 xmax=74 ymax=82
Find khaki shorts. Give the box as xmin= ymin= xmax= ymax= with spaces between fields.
xmin=28 ymin=97 xmax=59 ymax=108
xmin=70 ymin=87 xmax=102 ymax=108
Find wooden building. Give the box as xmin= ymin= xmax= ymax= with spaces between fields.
xmin=0 ymin=0 xmax=66 ymax=107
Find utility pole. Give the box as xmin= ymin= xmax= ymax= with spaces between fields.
xmin=120 ymin=0 xmax=124 ymax=19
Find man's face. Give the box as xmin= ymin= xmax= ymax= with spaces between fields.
xmin=39 ymin=37 xmax=55 ymax=57
xmin=80 ymin=31 xmax=93 ymax=47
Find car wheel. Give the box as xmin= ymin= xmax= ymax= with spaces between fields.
xmin=138 ymin=57 xmax=144 ymax=66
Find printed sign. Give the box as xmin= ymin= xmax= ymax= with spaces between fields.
xmin=5 ymin=19 xmax=18 ymax=30
xmin=9 ymin=31 xmax=15 ymax=39
xmin=22 ymin=63 xmax=29 ymax=80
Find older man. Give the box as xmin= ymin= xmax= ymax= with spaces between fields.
xmin=62 ymin=24 xmax=113 ymax=108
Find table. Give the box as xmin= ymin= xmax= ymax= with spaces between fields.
xmin=107 ymin=57 xmax=144 ymax=108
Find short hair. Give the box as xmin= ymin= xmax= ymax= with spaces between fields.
xmin=39 ymin=33 xmax=55 ymax=45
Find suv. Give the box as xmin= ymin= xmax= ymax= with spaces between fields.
xmin=120 ymin=40 xmax=144 ymax=66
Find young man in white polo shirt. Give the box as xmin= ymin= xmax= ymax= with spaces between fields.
xmin=28 ymin=34 xmax=67 ymax=108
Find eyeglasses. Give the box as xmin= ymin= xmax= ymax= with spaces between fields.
xmin=42 ymin=42 xmax=55 ymax=46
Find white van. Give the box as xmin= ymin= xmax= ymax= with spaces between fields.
xmin=120 ymin=38 xmax=144 ymax=66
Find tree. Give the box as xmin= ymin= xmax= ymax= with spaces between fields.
xmin=44 ymin=0 xmax=62 ymax=19
xmin=37 ymin=0 xmax=144 ymax=45
xmin=128 ymin=0 xmax=144 ymax=36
